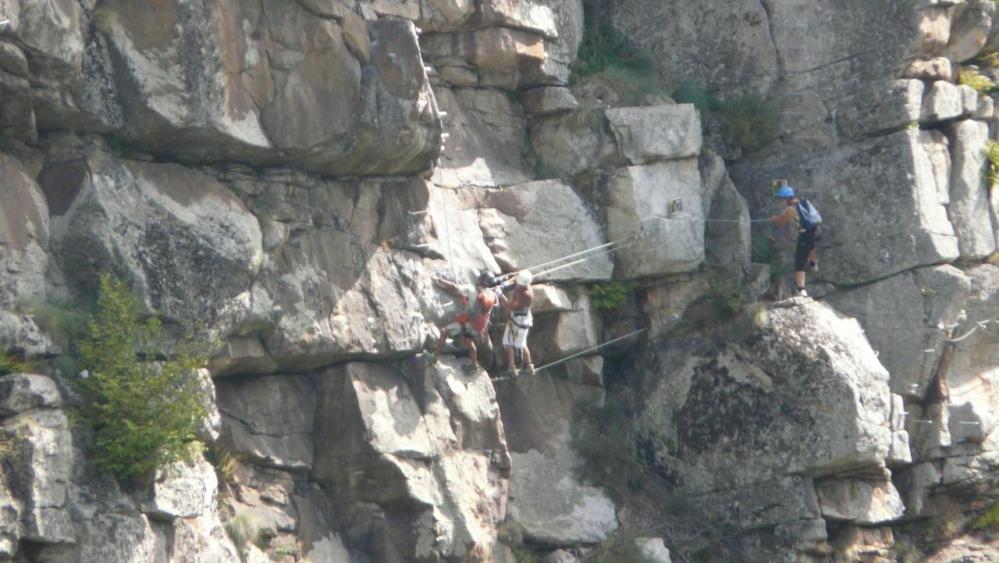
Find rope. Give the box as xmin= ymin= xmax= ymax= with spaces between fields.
xmin=491 ymin=326 xmax=650 ymax=382
xmin=439 ymin=190 xmax=458 ymax=279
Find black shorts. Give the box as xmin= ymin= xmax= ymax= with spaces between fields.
xmin=795 ymin=227 xmax=821 ymax=271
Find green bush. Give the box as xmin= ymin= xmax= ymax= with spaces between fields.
xmin=975 ymin=502 xmax=999 ymax=530
xmin=29 ymin=300 xmax=90 ymax=357
xmin=76 ymin=275 xmax=208 ymax=480
xmin=589 ymin=281 xmax=634 ymax=310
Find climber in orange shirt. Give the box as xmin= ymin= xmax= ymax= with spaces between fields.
xmin=430 ymin=272 xmax=498 ymax=373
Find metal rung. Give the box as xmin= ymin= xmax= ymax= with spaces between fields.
xmin=958 ymin=421 xmax=982 ymax=425
xmin=408 ymin=209 xmax=430 ymax=215
xmin=914 ymin=420 xmax=936 ymax=424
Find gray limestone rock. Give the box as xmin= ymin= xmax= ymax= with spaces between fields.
xmin=311 ymin=359 xmax=509 ymax=561
xmin=947 ymin=120 xmax=997 ymax=259
xmin=943 ymin=0 xmax=995 ymax=62
xmin=508 ymin=431 xmax=617 ymax=546
xmin=99 ymin=0 xmax=439 ymax=175
xmin=521 ymin=86 xmax=579 ymax=116
xmin=637 ymin=301 xmax=894 ymax=493
xmin=0 ymin=153 xmax=49 ymax=309
xmin=140 ymin=453 xmax=218 ymax=520
xmin=0 ymin=373 xmax=62 ymax=417
xmin=605 ymin=161 xmax=705 ymax=277
xmin=815 ymin=475 xmax=905 ymax=524
xmin=635 ymin=538 xmax=671 ymax=563
xmin=217 ymin=375 xmax=316 ymax=470
xmin=4 ymin=409 xmax=74 ymax=544
xmin=825 ymin=265 xmax=970 ymax=398
xmin=479 ymin=179 xmax=613 ymax=281
xmin=605 ymin=105 xmax=702 ymax=165
xmin=703 ymin=154 xmax=752 ymax=277
xmin=921 ymin=81 xmax=965 ymax=125
xmin=49 ymin=153 xmax=262 ymax=329
xmin=835 ymin=80 xmax=923 ymax=140
xmin=432 ymin=87 xmax=532 ymax=188
xmin=529 ymin=108 xmax=622 ymax=177
xmin=529 ymin=293 xmax=599 ymax=366
xmin=421 ymin=27 xmax=558 ymax=90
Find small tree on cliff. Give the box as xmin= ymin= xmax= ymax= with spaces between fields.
xmin=77 ymin=275 xmax=207 ymax=480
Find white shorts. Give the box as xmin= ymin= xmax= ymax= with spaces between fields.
xmin=503 ymin=321 xmax=530 ymax=349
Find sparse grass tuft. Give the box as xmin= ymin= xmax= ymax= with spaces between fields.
xmin=0 ymin=350 xmax=28 ymax=376
xmin=705 ymin=275 xmax=742 ymax=319
xmin=674 ymin=84 xmax=780 ymax=153
xmin=975 ymin=502 xmax=999 ymax=530
xmin=984 ymin=139 xmax=999 ymax=186
xmin=225 ymin=513 xmax=262 ymax=552
xmin=959 ymin=67 xmax=995 ymax=96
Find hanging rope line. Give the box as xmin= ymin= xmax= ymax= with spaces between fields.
xmin=491 ymin=326 xmax=651 ymax=382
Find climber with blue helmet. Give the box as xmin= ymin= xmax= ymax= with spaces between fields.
xmin=769 ymin=181 xmax=822 ymax=298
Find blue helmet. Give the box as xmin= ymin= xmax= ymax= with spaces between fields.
xmin=775 ymin=185 xmax=795 ymax=199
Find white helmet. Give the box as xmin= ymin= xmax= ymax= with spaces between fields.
xmin=515 ymin=270 xmax=533 ymax=286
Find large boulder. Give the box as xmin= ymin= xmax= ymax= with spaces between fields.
xmin=0 ymin=153 xmax=49 ymax=308
xmin=431 ymin=87 xmax=532 ymax=188
xmin=139 ymin=452 xmax=218 ymax=520
xmin=98 ymin=0 xmax=439 ymax=175
xmin=310 ymin=359 xmax=509 ymax=561
xmin=3 ymin=408 xmax=74 ymax=544
xmin=604 ymin=105 xmax=702 ymax=165
xmin=738 ymin=129 xmax=960 ymax=286
xmin=216 ymin=375 xmax=316 ymax=470
xmin=946 ymin=120 xmax=997 ymax=259
xmin=47 ymin=152 xmax=263 ymax=329
xmin=636 ymin=300 xmax=895 ymax=492
xmin=815 ymin=474 xmax=905 ymax=524
xmin=226 ymin=172 xmax=443 ymax=371
xmin=609 ymin=0 xmax=778 ymax=95
xmin=479 ymin=179 xmax=613 ymax=281
xmin=420 ymin=27 xmax=558 ymax=89
xmin=826 ymin=265 xmax=971 ymax=399
xmin=508 ymin=433 xmax=617 ymax=546
xmin=605 ymin=161 xmax=705 ymax=278
xmin=529 ymin=108 xmax=621 ymax=177
xmin=495 ymin=374 xmax=614 ymax=546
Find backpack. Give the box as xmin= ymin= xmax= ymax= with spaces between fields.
xmin=796 ymin=198 xmax=822 ymax=231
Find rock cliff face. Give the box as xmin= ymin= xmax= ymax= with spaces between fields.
xmin=1 ymin=0 xmax=998 ymax=561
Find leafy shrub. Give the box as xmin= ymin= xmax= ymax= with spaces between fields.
xmin=589 ymin=281 xmax=634 ymax=310
xmin=958 ymin=67 xmax=995 ymax=96
xmin=76 ymin=275 xmax=208 ymax=480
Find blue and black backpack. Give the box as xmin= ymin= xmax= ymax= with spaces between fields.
xmin=796 ymin=198 xmax=822 ymax=231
